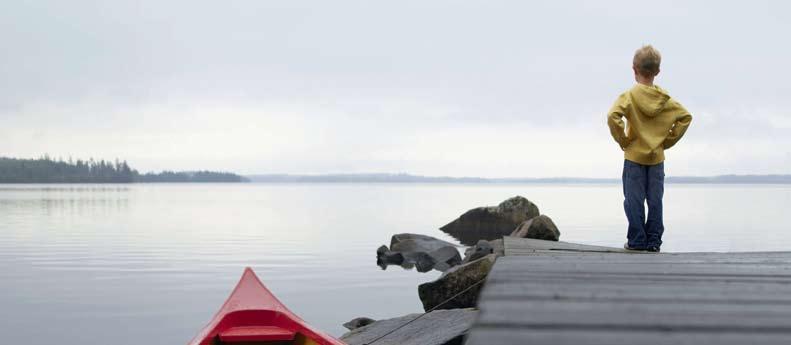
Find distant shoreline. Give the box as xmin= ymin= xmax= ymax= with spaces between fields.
xmin=0 ymin=157 xmax=249 ymax=184
xmin=0 ymin=181 xmax=248 ymax=184
xmin=246 ymin=173 xmax=791 ymax=184
xmin=3 ymin=155 xmax=788 ymax=184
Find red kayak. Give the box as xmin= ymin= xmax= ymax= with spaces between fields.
xmin=188 ymin=267 xmax=346 ymax=345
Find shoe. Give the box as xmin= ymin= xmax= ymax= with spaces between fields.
xmin=646 ymin=246 xmax=661 ymax=253
xmin=623 ymin=242 xmax=647 ymax=251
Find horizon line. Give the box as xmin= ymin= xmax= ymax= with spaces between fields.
xmin=244 ymin=172 xmax=791 ymax=184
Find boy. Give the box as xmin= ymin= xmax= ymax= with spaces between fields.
xmin=607 ymin=45 xmax=692 ymax=253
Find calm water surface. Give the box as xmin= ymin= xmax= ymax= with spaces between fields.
xmin=1 ymin=183 xmax=789 ymax=344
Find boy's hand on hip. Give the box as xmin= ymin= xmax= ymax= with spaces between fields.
xmin=620 ymin=137 xmax=634 ymax=151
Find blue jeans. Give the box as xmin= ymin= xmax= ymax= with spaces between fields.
xmin=622 ymin=159 xmax=665 ymax=249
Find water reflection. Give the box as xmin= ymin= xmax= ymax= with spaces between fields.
xmin=0 ymin=185 xmax=131 ymax=192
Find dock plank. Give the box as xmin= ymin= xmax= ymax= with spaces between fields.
xmin=503 ymin=236 xmax=631 ymax=254
xmin=466 ymin=328 xmax=791 ymax=345
xmin=477 ymin=298 xmax=791 ymax=329
xmin=482 ymin=280 xmax=791 ymax=303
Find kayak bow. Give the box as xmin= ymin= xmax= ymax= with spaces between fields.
xmin=188 ymin=267 xmax=345 ymax=345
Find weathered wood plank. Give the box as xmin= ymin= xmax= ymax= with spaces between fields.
xmin=504 ymin=251 xmax=791 ymax=261
xmin=339 ymin=308 xmax=476 ymax=345
xmin=487 ymin=272 xmax=791 ymax=286
xmin=505 ymin=251 xmax=791 ymax=260
xmin=491 ymin=256 xmax=791 ymax=277
xmin=504 ymin=236 xmax=632 ymax=254
xmin=500 ymin=256 xmax=791 ymax=264
xmin=481 ymin=280 xmax=791 ymax=303
xmin=466 ymin=328 xmax=791 ymax=345
xmin=504 ymin=236 xmax=791 ymax=257
xmin=476 ymin=298 xmax=791 ymax=329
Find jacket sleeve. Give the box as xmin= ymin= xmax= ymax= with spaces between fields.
xmin=662 ymin=99 xmax=692 ymax=150
xmin=607 ymin=95 xmax=630 ymax=149
xmin=662 ymin=113 xmax=692 ymax=149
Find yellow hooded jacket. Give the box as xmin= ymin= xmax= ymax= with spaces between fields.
xmin=608 ymin=84 xmax=692 ymax=165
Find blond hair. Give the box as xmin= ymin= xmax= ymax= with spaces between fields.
xmin=633 ymin=45 xmax=661 ymax=77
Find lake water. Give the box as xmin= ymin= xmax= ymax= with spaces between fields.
xmin=1 ymin=183 xmax=790 ymax=344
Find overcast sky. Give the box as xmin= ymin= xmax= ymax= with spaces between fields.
xmin=1 ymin=1 xmax=789 ymax=177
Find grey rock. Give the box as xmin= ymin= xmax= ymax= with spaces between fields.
xmin=489 ymin=238 xmax=505 ymax=257
xmin=377 ymin=245 xmax=405 ymax=269
xmin=440 ymin=196 xmax=540 ymax=245
xmin=418 ymin=254 xmax=497 ymax=311
xmin=390 ymin=233 xmax=458 ymax=253
xmin=343 ymin=317 xmax=377 ymax=331
xmin=430 ymin=246 xmax=463 ymax=272
xmin=413 ymin=251 xmax=437 ymax=273
xmin=496 ymin=195 xmax=540 ymax=223
xmin=340 ymin=308 xmax=477 ymax=345
xmin=377 ymin=233 xmax=461 ymax=272
xmin=462 ymin=240 xmax=493 ymax=264
xmin=511 ymin=214 xmax=560 ymax=241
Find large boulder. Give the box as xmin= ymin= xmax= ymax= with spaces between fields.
xmin=510 ymin=215 xmax=560 ymax=241
xmin=340 ymin=308 xmax=477 ymax=345
xmin=418 ymin=254 xmax=496 ymax=311
xmin=440 ymin=196 xmax=540 ymax=245
xmin=377 ymin=233 xmax=462 ymax=272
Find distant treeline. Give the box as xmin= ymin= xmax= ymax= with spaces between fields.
xmin=0 ymin=156 xmax=248 ymax=183
xmin=137 ymin=171 xmax=248 ymax=183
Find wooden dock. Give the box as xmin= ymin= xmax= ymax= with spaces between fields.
xmin=465 ymin=237 xmax=791 ymax=345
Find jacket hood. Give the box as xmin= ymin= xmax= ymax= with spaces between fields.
xmin=629 ymin=84 xmax=671 ymax=117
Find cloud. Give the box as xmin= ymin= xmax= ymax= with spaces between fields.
xmin=1 ymin=0 xmax=790 ymax=176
